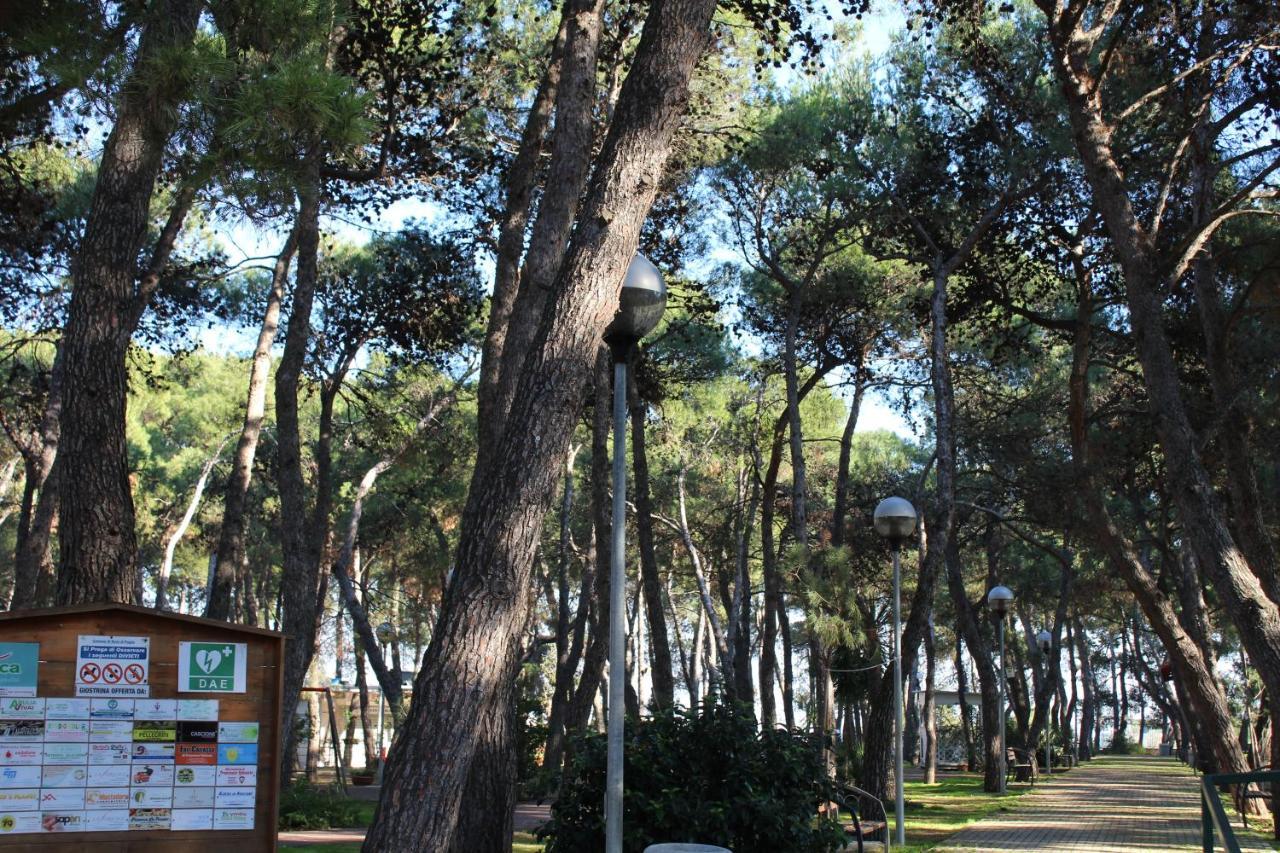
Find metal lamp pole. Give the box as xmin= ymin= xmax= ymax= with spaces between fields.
xmin=603 ymin=254 xmax=667 ymax=853
xmin=874 ymin=496 xmax=917 ymax=848
xmin=988 ymin=586 xmax=1013 ymax=794
xmin=1037 ymin=630 xmax=1053 ymax=776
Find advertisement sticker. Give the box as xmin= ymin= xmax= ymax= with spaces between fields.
xmin=133 ymin=699 xmax=176 ymax=721
xmin=0 ymin=767 xmax=40 ymax=788
xmin=133 ymin=721 xmax=176 ymax=742
xmin=89 ymin=698 xmax=135 ymax=719
xmin=129 ymin=786 xmax=171 ymax=808
xmin=217 ymin=721 xmax=258 ymax=743
xmin=128 ymin=806 xmax=171 ymax=830
xmin=82 ymin=808 xmax=129 ymax=831
xmin=84 ymin=787 xmax=130 ymax=810
xmin=172 ymin=786 xmax=214 ymax=808
xmin=131 ymin=742 xmax=174 ymax=761
xmin=44 ymin=699 xmax=90 ymax=720
xmin=174 ymin=765 xmax=216 ymax=786
xmin=0 ymin=746 xmax=41 ymax=765
xmin=87 ymin=742 xmax=131 ymax=764
xmin=39 ymin=765 xmax=87 ymax=788
xmin=0 ymin=645 xmax=38 ymax=698
xmin=213 ymin=807 xmax=254 ymax=830
xmin=42 ymin=743 xmax=88 ymax=765
xmin=37 ymin=787 xmax=84 ymax=810
xmin=217 ymin=743 xmax=258 ymax=765
xmin=176 ymin=743 xmax=216 ymax=766
xmin=130 ymin=763 xmax=174 ymax=787
xmin=171 ymin=808 xmax=213 ymax=830
xmin=85 ymin=764 xmax=129 ymax=787
xmin=0 ymin=789 xmax=39 ymax=811
xmin=88 ymin=720 xmax=133 ymax=742
xmin=0 ymin=811 xmax=40 ymax=832
xmin=43 ymin=721 xmax=89 ymax=743
xmin=214 ymin=764 xmax=257 ymax=787
xmin=39 ymin=811 xmax=84 ymax=832
xmin=176 ymin=699 xmax=219 ymax=721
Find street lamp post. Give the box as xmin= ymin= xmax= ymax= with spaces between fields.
xmin=374 ymin=620 xmax=395 ymax=783
xmin=1037 ymin=629 xmax=1052 ymax=777
xmin=987 ymin=586 xmax=1013 ymax=794
xmin=603 ymin=254 xmax=667 ymax=853
xmin=874 ymin=496 xmax=917 ymax=848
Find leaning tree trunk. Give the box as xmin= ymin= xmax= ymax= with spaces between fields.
xmin=55 ymin=0 xmax=201 ymax=604
xmin=276 ymin=175 xmax=325 ymax=783
xmin=12 ymin=347 xmax=62 ymax=610
xmin=207 ymin=225 xmax=298 ymax=620
xmin=361 ymin=1 xmax=720 ymax=844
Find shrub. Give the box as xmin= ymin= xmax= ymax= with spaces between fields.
xmin=278 ymin=781 xmax=369 ymax=830
xmin=538 ymin=701 xmax=846 ymax=853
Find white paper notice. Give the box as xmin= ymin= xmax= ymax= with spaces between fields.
xmin=84 ymin=787 xmax=130 ymax=810
xmin=76 ymin=635 xmax=150 ymax=698
xmin=86 ymin=764 xmax=129 ymax=787
xmin=0 ymin=745 xmax=41 ymax=765
xmin=213 ymin=807 xmax=254 ymax=830
xmin=171 ymin=808 xmax=213 ymax=831
xmin=129 ymin=786 xmax=171 ymax=808
xmin=39 ymin=765 xmax=87 ymax=788
xmin=82 ymin=809 xmax=129 ymax=831
xmin=44 ymin=699 xmax=90 ymax=720
xmin=0 ymin=766 xmax=40 ymax=788
xmin=134 ymin=699 xmax=177 ymax=721
xmin=87 ymin=742 xmax=131 ymax=764
xmin=172 ymin=786 xmax=214 ymax=808
xmin=176 ymin=699 xmax=219 ymax=721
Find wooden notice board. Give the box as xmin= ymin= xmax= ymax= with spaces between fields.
xmin=0 ymin=603 xmax=284 ymax=852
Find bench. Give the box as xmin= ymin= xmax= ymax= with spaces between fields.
xmin=819 ymin=782 xmax=890 ymax=852
xmin=1007 ymin=747 xmax=1039 ymax=786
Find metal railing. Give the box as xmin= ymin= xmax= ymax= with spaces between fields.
xmin=1200 ymin=769 xmax=1280 ymax=852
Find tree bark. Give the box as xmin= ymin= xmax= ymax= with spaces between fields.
xmin=207 ymin=225 xmax=299 ymax=620
xmin=277 ymin=175 xmax=325 ymax=783
xmin=157 ymin=437 xmax=228 ymax=609
xmin=923 ymin=615 xmax=938 ymax=783
xmin=362 ymin=2 xmax=719 ymax=841
xmin=630 ymin=392 xmax=674 ymax=709
xmin=54 ymin=0 xmax=201 ymax=603
xmin=11 ymin=347 xmax=62 ymax=609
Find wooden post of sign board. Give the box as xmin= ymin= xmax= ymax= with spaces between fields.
xmin=0 ymin=603 xmax=285 ymax=853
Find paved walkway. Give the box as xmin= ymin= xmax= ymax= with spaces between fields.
xmin=938 ymin=755 xmax=1271 ymax=851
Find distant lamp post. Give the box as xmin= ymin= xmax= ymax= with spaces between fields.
xmin=874 ymin=496 xmax=917 ymax=847
xmin=374 ymin=621 xmax=396 ymax=782
xmin=603 ymin=253 xmax=667 ymax=853
xmin=1037 ymin=629 xmax=1053 ymax=776
xmin=987 ymin=585 xmax=1014 ymax=794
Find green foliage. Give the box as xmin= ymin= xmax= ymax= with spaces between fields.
xmin=278 ymin=782 xmax=373 ymax=830
xmin=538 ymin=702 xmax=846 ymax=853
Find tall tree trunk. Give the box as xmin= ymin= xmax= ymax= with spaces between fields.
xmin=1076 ymin=620 xmax=1095 ymax=760
xmin=1048 ymin=7 xmax=1280 ymax=776
xmin=630 ymin=393 xmax=674 ymax=709
xmin=543 ymin=446 xmax=588 ymax=777
xmin=731 ymin=456 xmax=758 ymax=707
xmin=207 ymin=225 xmax=298 ymax=620
xmin=277 ymin=175 xmax=325 ymax=782
xmin=955 ymin=638 xmax=976 ymax=770
xmin=54 ymin=1 xmax=201 ymax=603
xmin=12 ymin=347 xmax=62 ymax=609
xmin=363 ymin=1 xmax=720 ymax=842
xmin=157 ymin=437 xmax=227 ymax=610
xmin=923 ymin=615 xmax=938 ymax=783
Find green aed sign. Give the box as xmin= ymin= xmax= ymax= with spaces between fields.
xmin=178 ymin=642 xmax=247 ymax=693
xmin=0 ymin=643 xmax=38 ymax=697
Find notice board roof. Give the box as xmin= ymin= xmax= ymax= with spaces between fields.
xmin=0 ymin=602 xmax=284 ymax=638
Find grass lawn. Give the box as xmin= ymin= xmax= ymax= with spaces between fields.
xmin=895 ymin=771 xmax=1036 ymax=851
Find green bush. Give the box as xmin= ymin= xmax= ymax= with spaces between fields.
xmin=538 ymin=701 xmax=846 ymax=853
xmin=1107 ymin=730 xmax=1143 ymax=755
xmin=278 ymin=781 xmax=369 ymax=830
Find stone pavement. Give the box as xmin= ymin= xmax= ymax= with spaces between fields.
xmin=938 ymin=755 xmax=1271 ymax=851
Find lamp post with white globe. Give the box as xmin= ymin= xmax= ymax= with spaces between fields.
xmin=603 ymin=254 xmax=667 ymax=853
xmin=874 ymin=496 xmax=917 ymax=847
xmin=987 ymin=586 xmax=1014 ymax=793
xmin=1037 ymin=629 xmax=1054 ymax=776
